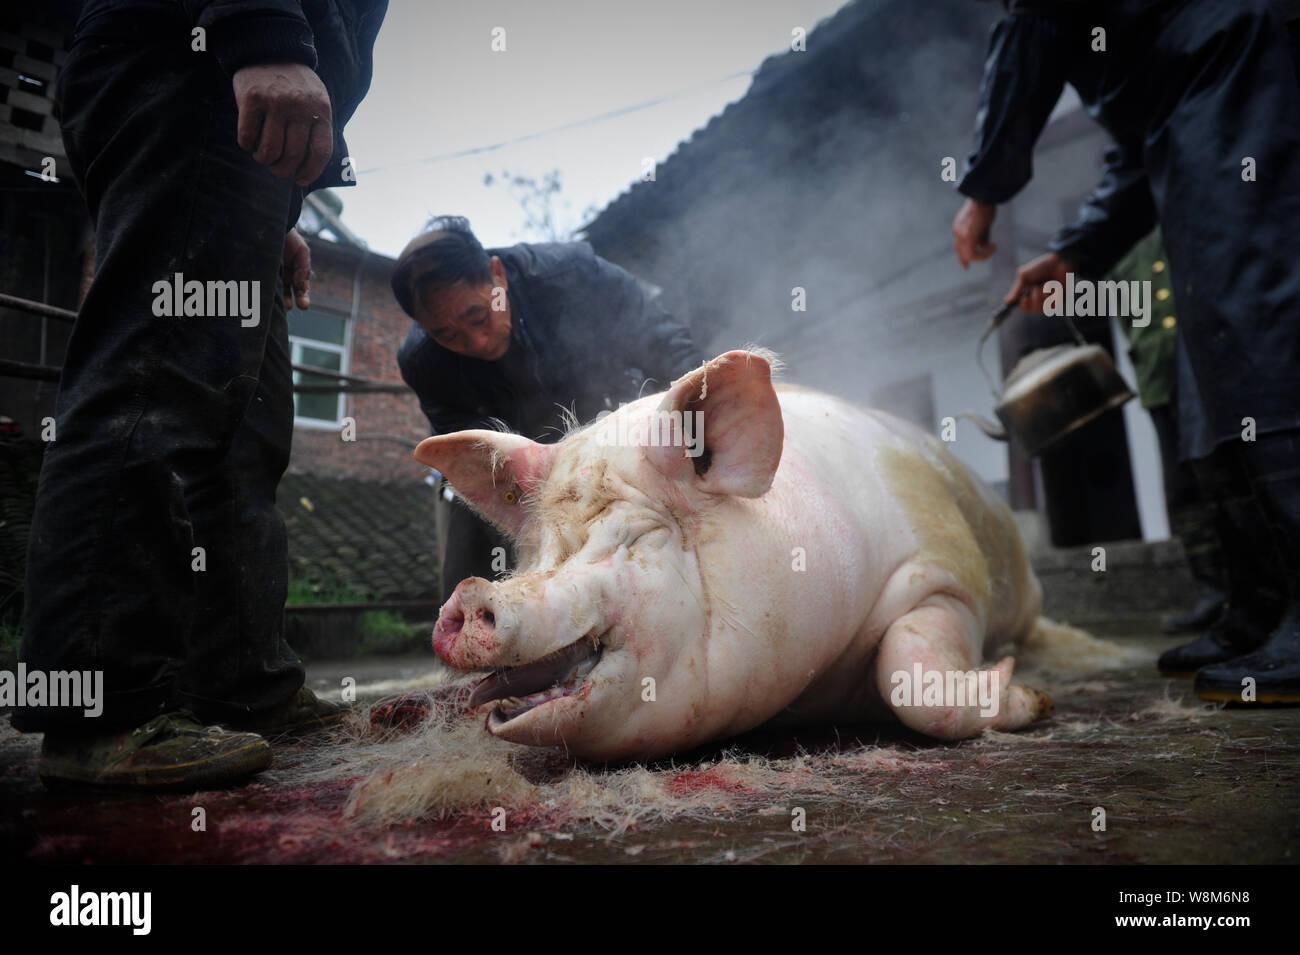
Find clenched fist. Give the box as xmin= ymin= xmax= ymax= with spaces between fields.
xmin=952 ymin=197 xmax=998 ymax=268
xmin=232 ymin=63 xmax=333 ymax=186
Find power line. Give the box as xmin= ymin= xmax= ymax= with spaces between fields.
xmin=356 ymin=69 xmax=752 ymax=175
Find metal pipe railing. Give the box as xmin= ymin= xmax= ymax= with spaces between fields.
xmin=0 ymin=291 xmax=408 ymax=394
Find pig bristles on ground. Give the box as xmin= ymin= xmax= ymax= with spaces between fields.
xmin=1010 ymin=617 xmax=1148 ymax=678
xmin=266 ymin=621 xmax=1159 ymax=834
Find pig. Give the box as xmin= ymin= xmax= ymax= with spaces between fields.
xmin=415 ymin=349 xmax=1053 ymax=761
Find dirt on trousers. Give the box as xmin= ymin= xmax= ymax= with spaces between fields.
xmin=1 ymin=623 xmax=1297 ymax=865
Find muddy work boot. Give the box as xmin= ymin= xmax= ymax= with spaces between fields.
xmin=1195 ymin=431 xmax=1300 ymax=704
xmin=227 ymin=687 xmax=353 ymax=738
xmin=39 ymin=711 xmax=271 ymax=791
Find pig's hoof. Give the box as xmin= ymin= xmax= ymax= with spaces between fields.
xmin=1028 ymin=687 xmax=1054 ymax=719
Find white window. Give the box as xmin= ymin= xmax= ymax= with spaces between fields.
xmin=289 ymin=307 xmax=351 ymax=426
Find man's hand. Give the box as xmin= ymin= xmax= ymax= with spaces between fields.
xmin=952 ymin=198 xmax=998 ymax=268
xmin=232 ymin=63 xmax=333 ymax=186
xmin=1005 ymin=251 xmax=1076 ymax=313
xmin=282 ymin=228 xmax=311 ymax=310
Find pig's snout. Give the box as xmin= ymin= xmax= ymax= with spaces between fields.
xmin=433 ymin=578 xmax=508 ymax=668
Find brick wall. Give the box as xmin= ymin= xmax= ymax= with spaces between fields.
xmin=287 ymin=237 xmax=432 ymax=485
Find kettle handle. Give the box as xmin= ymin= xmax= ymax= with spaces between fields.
xmin=976 ymin=298 xmax=1020 ymax=398
xmin=976 ymin=294 xmax=1088 ymax=397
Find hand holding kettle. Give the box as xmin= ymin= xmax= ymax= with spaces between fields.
xmin=1004 ymin=251 xmax=1077 ymax=314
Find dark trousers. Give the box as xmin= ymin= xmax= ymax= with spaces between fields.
xmin=1187 ymin=440 xmax=1288 ymax=619
xmin=13 ymin=24 xmax=302 ymax=733
xmin=1149 ymin=403 xmax=1227 ymax=594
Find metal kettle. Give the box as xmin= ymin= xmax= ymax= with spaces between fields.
xmin=963 ymin=298 xmax=1136 ymax=457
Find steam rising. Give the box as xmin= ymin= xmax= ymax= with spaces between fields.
xmin=583 ymin=0 xmax=1002 ymax=417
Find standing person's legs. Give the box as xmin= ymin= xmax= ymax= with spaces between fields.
xmin=1196 ymin=430 xmax=1300 ymax=701
xmin=1157 ymin=441 xmax=1286 ymax=677
xmin=178 ymin=285 xmax=302 ymax=724
xmin=1150 ymin=401 xmax=1227 ymax=633
xmin=1155 ymin=9 xmax=1300 ymax=695
xmin=13 ymin=18 xmax=298 ymax=773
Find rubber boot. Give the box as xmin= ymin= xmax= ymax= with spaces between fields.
xmin=1159 ymin=445 xmax=1285 ymax=676
xmin=1196 ymin=431 xmax=1300 ymax=703
xmin=1160 ymin=589 xmax=1226 ymax=635
xmin=1161 ymin=492 xmax=1228 ymax=634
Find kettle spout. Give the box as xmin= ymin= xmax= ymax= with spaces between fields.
xmin=959 ymin=410 xmax=1008 ymax=442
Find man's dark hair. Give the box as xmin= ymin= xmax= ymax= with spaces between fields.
xmin=391 ymin=215 xmax=494 ymax=317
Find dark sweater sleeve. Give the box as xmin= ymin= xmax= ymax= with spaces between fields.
xmin=587 ymin=256 xmax=705 ymax=390
xmin=180 ymin=0 xmax=318 ymax=77
xmin=398 ymin=334 xmax=495 ymax=436
xmin=1049 ymin=141 xmax=1159 ymax=277
xmin=411 ymin=391 xmax=495 ymax=437
xmin=956 ymin=14 xmax=1073 ymax=204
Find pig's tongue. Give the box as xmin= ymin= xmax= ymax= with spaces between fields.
xmin=468 ymin=634 xmax=601 ymax=710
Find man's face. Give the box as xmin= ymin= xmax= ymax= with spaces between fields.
xmin=415 ymin=256 xmax=512 ymax=360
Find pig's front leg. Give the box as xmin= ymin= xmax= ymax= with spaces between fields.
xmin=872 ymin=593 xmax=1053 ymax=740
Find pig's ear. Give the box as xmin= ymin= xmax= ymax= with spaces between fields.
xmin=414 ymin=430 xmax=554 ymax=537
xmin=647 ymin=350 xmax=783 ymax=498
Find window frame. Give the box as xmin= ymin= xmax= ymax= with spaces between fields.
xmin=289 ymin=304 xmax=353 ymax=429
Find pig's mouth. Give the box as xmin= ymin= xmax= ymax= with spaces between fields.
xmin=469 ymin=631 xmax=604 ymax=725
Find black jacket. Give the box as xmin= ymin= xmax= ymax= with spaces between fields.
xmin=398 ymin=242 xmax=705 ymax=442
xmin=957 ymin=0 xmax=1300 ymax=459
xmin=75 ymin=0 xmax=387 ymax=200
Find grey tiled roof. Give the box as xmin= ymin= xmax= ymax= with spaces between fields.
xmin=0 ymin=438 xmax=439 ymax=612
xmin=582 ymin=0 xmax=992 ymax=247
xmin=278 ymin=472 xmax=439 ymax=602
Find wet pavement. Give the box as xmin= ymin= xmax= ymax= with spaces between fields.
xmin=3 ymin=620 xmax=1297 ymax=864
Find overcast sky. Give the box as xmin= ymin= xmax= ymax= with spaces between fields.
xmin=337 ymin=0 xmax=850 ymax=257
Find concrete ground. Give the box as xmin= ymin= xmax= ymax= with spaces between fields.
xmin=2 ymin=619 xmax=1297 ymax=864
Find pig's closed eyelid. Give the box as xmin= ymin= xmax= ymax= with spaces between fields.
xmin=626 ymin=523 xmax=669 ymax=546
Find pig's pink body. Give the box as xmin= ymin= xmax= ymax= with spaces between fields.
xmin=420 ymin=351 xmax=1052 ymax=761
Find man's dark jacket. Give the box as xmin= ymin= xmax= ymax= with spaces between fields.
xmin=398 ymin=242 xmax=704 ymax=442
xmin=74 ymin=0 xmax=387 ymax=212
xmin=957 ymin=0 xmax=1300 ymax=460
